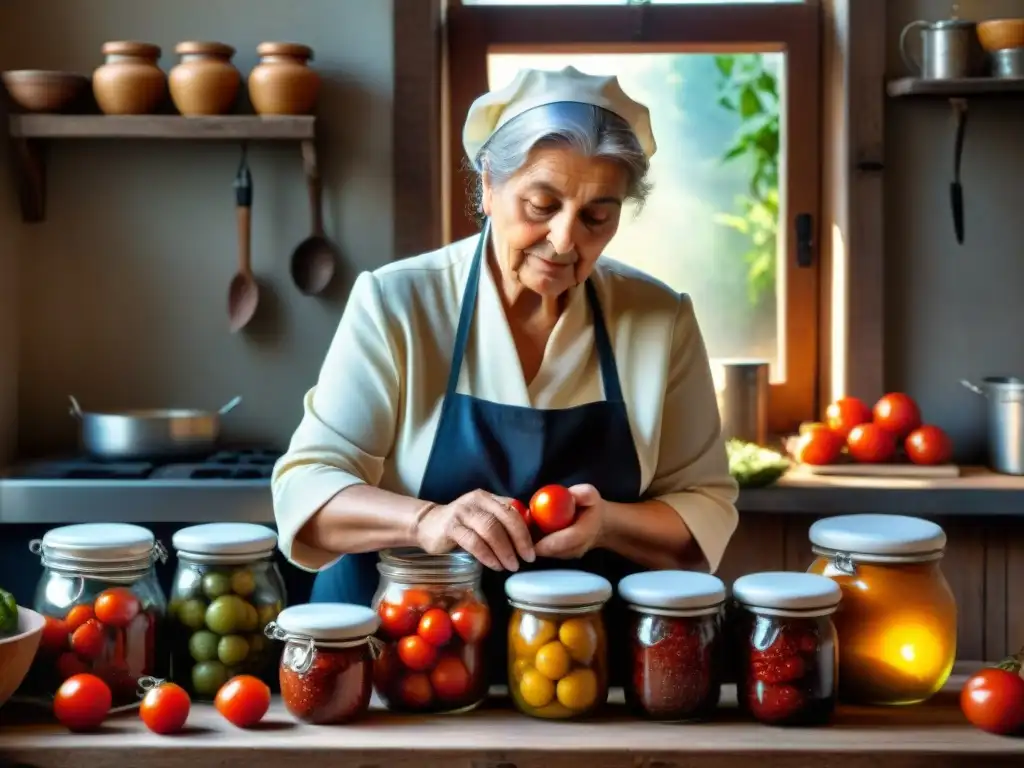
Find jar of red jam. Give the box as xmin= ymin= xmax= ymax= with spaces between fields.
xmin=617 ymin=570 xmax=726 ymax=721
xmin=267 ymin=602 xmax=380 ymax=724
xmin=371 ymin=548 xmax=490 ymax=713
xmin=731 ymin=571 xmax=841 ymax=726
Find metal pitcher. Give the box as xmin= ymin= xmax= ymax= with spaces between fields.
xmin=961 ymin=378 xmax=1024 ymax=475
xmin=900 ymin=18 xmax=984 ymax=80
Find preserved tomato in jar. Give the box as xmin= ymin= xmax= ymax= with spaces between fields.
xmin=267 ymin=603 xmax=380 ymax=724
xmin=617 ymin=570 xmax=726 ymax=721
xmin=808 ymin=514 xmax=956 ymax=705
xmin=169 ymin=523 xmax=286 ymax=700
xmin=371 ymin=549 xmax=490 ymax=713
xmin=506 ymin=570 xmax=611 ymax=720
xmin=27 ymin=523 xmax=168 ymax=707
xmin=732 ymin=572 xmax=841 ymax=726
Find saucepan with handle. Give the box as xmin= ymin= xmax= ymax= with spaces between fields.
xmin=68 ymin=395 xmax=243 ymax=460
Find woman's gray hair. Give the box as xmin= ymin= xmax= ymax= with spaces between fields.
xmin=468 ymin=102 xmax=652 ymax=221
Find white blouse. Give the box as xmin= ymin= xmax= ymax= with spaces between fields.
xmin=272 ymin=233 xmax=739 ymax=573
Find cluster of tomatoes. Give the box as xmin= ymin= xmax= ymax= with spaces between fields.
xmin=52 ymin=671 xmax=272 ymax=734
xmin=512 ymin=484 xmax=577 ymax=536
xmin=795 ymin=392 xmax=953 ymax=467
xmin=375 ymin=587 xmax=491 ymax=711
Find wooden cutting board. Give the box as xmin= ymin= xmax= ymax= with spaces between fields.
xmin=799 ymin=462 xmax=961 ymax=478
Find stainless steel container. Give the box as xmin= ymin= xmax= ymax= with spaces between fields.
xmin=961 ymin=378 xmax=1024 ymax=475
xmin=899 ymin=18 xmax=984 ymax=80
xmin=992 ymin=47 xmax=1024 ymax=78
xmin=717 ymin=360 xmax=769 ymax=445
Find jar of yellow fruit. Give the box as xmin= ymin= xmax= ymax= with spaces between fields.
xmin=504 ymin=570 xmax=612 ymax=719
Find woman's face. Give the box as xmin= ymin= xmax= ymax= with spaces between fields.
xmin=482 ymin=146 xmax=628 ymax=298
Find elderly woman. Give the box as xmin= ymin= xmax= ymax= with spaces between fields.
xmin=272 ymin=66 xmax=738 ymax=683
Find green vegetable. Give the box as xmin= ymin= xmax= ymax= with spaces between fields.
xmin=727 ymin=439 xmax=790 ymax=489
xmin=0 ymin=587 xmax=17 ymax=636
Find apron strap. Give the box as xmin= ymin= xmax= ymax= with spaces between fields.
xmin=445 ymin=219 xmax=625 ymax=404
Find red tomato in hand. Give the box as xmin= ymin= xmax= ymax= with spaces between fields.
xmin=417 ymin=608 xmax=453 ymax=647
xmin=794 ymin=427 xmax=844 ymax=465
xmin=450 ymin=600 xmax=490 ymax=643
xmin=873 ymin=392 xmax=922 ymax=440
xmin=905 ymin=425 xmax=953 ymax=466
xmin=961 ymin=666 xmax=1024 ymax=735
xmin=847 ymin=423 xmax=897 ymax=463
xmin=398 ymin=634 xmax=438 ymax=671
xmin=509 ymin=499 xmax=531 ymax=527
xmin=430 ymin=655 xmax=472 ymax=701
xmin=825 ymin=397 xmax=873 ymax=439
xmin=54 ymin=673 xmax=112 ymax=732
xmin=94 ymin=587 xmax=141 ymax=628
xmin=140 ymin=682 xmax=191 ymax=735
xmin=529 ymin=485 xmax=576 ymax=534
xmin=215 ymin=675 xmax=271 ymax=728
xmin=70 ymin=618 xmax=106 ymax=660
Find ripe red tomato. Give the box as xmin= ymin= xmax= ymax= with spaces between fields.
xmin=825 ymin=397 xmax=873 ymax=439
xmin=430 ymin=655 xmax=472 ymax=701
xmin=961 ymin=666 xmax=1024 ymax=735
xmin=397 ymin=672 xmax=434 ymax=708
xmin=397 ymin=635 xmax=438 ymax=671
xmin=401 ymin=589 xmax=434 ymax=612
xmin=379 ymin=601 xmax=418 ymax=638
xmin=529 ymin=485 xmax=576 ymax=534
xmin=40 ymin=615 xmax=69 ymax=655
xmin=94 ymin=587 xmax=141 ymax=628
xmin=56 ymin=651 xmax=88 ymax=681
xmin=70 ymin=618 xmax=106 ymax=660
xmin=65 ymin=605 xmax=94 ymax=633
xmin=905 ymin=425 xmax=953 ymax=466
xmin=215 ymin=675 xmax=271 ymax=728
xmin=873 ymin=392 xmax=922 ymax=440
xmin=847 ymin=423 xmax=897 ymax=463
xmin=417 ymin=608 xmax=453 ymax=647
xmin=53 ymin=673 xmax=112 ymax=732
xmin=794 ymin=427 xmax=844 ymax=466
xmin=140 ymin=682 xmax=191 ymax=735
xmin=509 ymin=499 xmax=531 ymax=527
xmin=450 ymin=600 xmax=490 ymax=644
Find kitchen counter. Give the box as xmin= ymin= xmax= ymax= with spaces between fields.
xmin=2 ymin=675 xmax=1022 ymax=768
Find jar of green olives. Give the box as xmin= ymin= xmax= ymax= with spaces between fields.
xmin=168 ymin=523 xmax=286 ymax=699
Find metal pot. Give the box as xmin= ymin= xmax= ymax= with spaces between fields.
xmin=69 ymin=395 xmax=242 ymax=460
xmin=961 ymin=378 xmax=1024 ymax=474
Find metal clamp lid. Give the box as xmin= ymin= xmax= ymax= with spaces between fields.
xmin=264 ymin=621 xmax=383 ymax=675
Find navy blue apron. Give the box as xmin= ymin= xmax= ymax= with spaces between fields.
xmin=311 ymin=222 xmax=644 ymax=686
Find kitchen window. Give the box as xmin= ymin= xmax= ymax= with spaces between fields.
xmin=443 ymin=0 xmax=822 ymax=434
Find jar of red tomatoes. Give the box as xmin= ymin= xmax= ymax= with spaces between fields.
xmin=27 ymin=523 xmax=168 ymax=706
xmin=168 ymin=523 xmax=287 ymax=700
xmin=266 ymin=602 xmax=380 ymax=724
xmin=506 ymin=570 xmax=612 ymax=720
xmin=617 ymin=570 xmax=726 ymax=721
xmin=371 ymin=548 xmax=490 ymax=713
xmin=807 ymin=514 xmax=956 ymax=705
xmin=731 ymin=571 xmax=841 ymax=727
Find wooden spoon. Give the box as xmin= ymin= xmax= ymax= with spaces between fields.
xmin=289 ymin=141 xmax=338 ymax=295
xmin=228 ymin=144 xmax=259 ymax=333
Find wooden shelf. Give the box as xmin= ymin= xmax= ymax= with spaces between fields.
xmin=888 ymin=76 xmax=1024 ymax=98
xmin=6 ymin=115 xmax=317 ymax=222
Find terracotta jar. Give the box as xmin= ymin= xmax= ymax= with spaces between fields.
xmin=248 ymin=42 xmax=320 ymax=116
xmin=169 ymin=42 xmax=241 ymax=116
xmin=92 ymin=41 xmax=166 ymax=115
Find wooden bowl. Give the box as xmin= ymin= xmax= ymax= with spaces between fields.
xmin=2 ymin=70 xmax=90 ymax=113
xmin=977 ymin=19 xmax=1024 ymax=52
xmin=0 ymin=606 xmax=44 ymax=708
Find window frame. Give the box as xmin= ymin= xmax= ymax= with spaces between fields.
xmin=442 ymin=0 xmax=822 ymax=435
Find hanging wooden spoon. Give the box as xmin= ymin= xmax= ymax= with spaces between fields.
xmin=289 ymin=140 xmax=338 ymax=295
xmin=228 ymin=144 xmax=259 ymax=332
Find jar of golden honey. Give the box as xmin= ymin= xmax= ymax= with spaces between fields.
xmin=807 ymin=514 xmax=956 ymax=705
xmin=505 ymin=570 xmax=611 ymax=719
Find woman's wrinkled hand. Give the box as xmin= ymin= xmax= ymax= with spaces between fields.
xmin=533 ymin=484 xmax=607 ymax=560
xmin=414 ymin=489 xmax=536 ymax=571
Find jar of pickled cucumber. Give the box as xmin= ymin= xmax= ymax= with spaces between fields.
xmin=168 ymin=523 xmax=286 ymax=699
xmin=505 ymin=569 xmax=611 ymax=720
xmin=27 ymin=523 xmax=168 ymax=707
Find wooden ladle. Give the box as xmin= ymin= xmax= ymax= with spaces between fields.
xmin=289 ymin=140 xmax=338 ymax=295
xmin=228 ymin=144 xmax=259 ymax=333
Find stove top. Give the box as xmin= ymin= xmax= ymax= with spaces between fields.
xmin=4 ymin=449 xmax=281 ymax=481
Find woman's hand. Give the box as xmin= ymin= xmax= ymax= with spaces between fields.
xmin=414 ymin=490 xmax=536 ymax=571
xmin=534 ymin=484 xmax=607 ymax=560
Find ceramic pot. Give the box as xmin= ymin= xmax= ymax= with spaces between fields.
xmin=92 ymin=41 xmax=166 ymax=115
xmin=169 ymin=41 xmax=240 ymax=116
xmin=248 ymin=42 xmax=320 ymax=115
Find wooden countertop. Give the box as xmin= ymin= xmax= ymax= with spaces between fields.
xmin=2 ymin=674 xmax=1022 ymax=768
